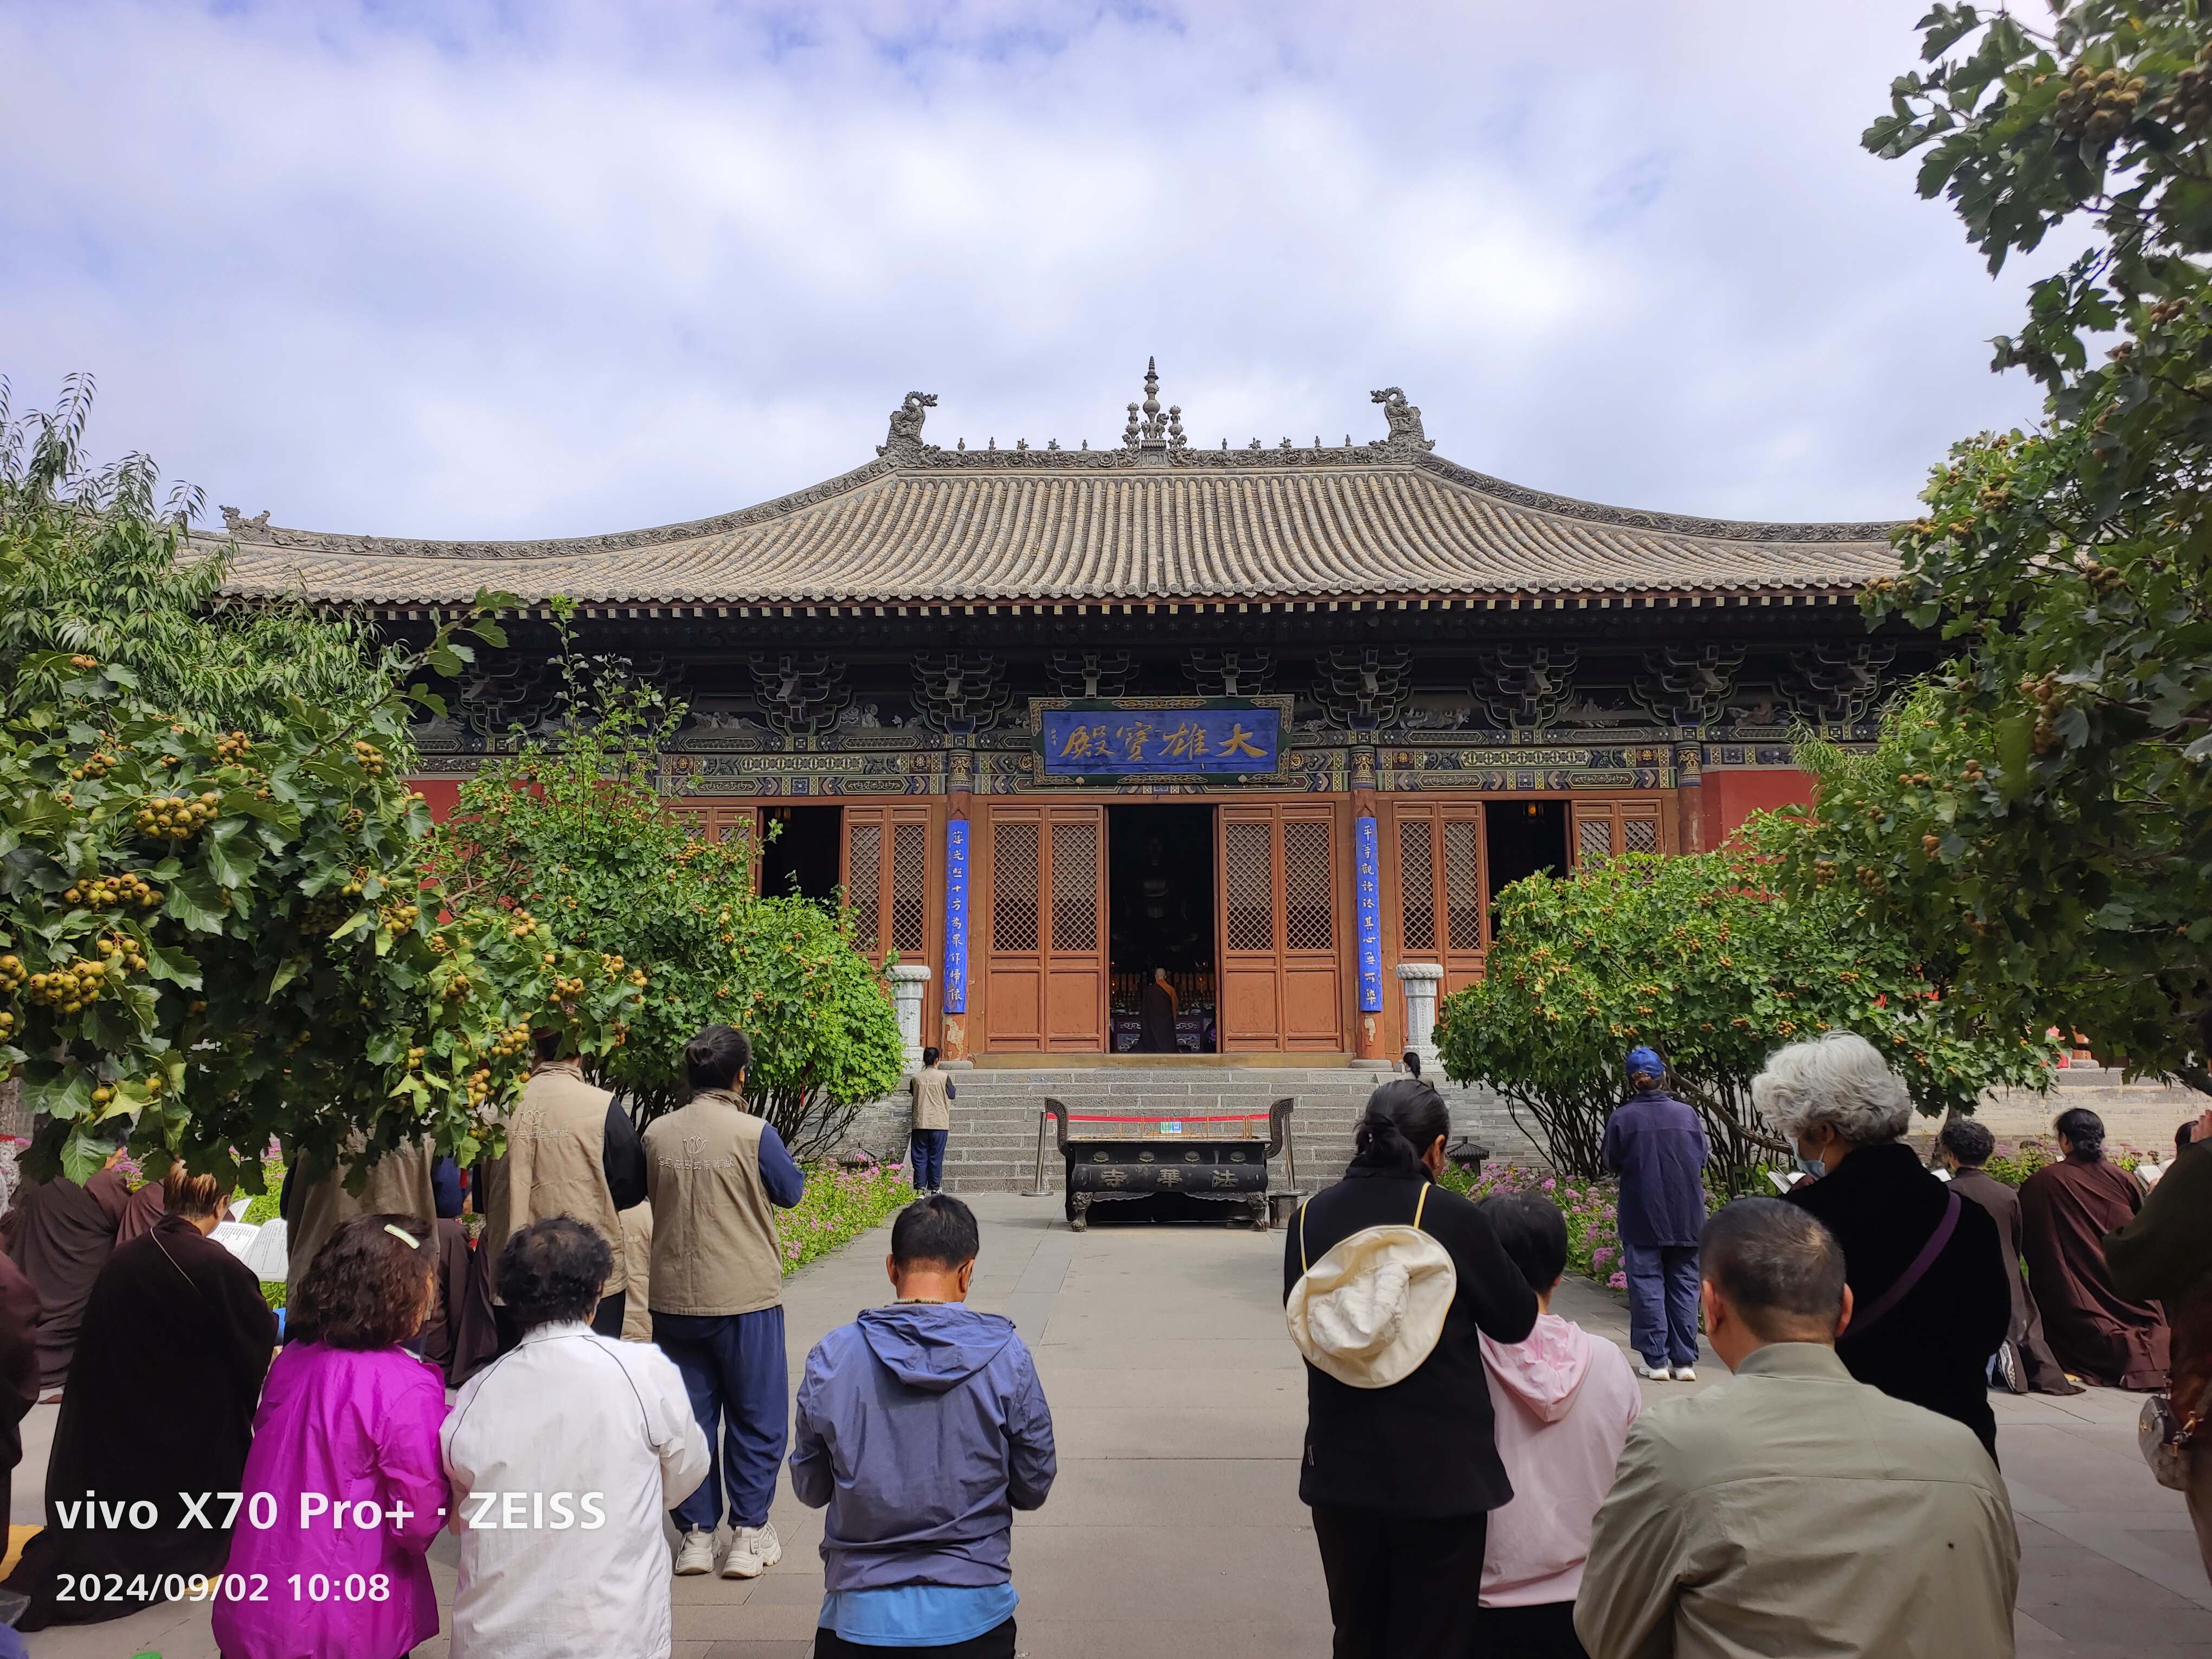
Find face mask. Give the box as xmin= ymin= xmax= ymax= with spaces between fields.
xmin=1795 ymin=1155 xmax=1827 ymax=1179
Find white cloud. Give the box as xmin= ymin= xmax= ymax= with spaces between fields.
xmin=0 ymin=0 xmax=2063 ymax=541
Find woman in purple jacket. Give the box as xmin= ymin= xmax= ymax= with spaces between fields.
xmin=214 ymin=1214 xmax=450 ymax=1659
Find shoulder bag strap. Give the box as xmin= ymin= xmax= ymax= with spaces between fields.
xmin=1843 ymin=1188 xmax=1960 ymax=1341
xmin=1413 ymin=1182 xmax=1431 ymax=1232
xmin=1298 ymin=1200 xmax=1311 ymax=1275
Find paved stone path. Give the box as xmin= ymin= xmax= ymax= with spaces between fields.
xmin=14 ymin=1191 xmax=2211 ymax=1656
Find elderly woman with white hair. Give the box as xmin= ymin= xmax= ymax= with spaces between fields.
xmin=1755 ymin=1031 xmax=2013 ymax=1461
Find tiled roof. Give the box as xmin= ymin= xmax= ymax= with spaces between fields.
xmin=207 ymin=390 xmax=1897 ymax=609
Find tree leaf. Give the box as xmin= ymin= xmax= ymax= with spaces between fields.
xmin=165 ymin=868 xmax=230 ymax=934
xmin=205 ymin=818 xmax=262 ymax=888
xmin=146 ymin=942 xmax=202 ymax=989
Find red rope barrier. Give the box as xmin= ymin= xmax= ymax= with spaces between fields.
xmin=1060 ymin=1113 xmax=1270 ymax=1123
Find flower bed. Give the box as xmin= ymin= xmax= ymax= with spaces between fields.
xmin=1441 ymin=1163 xmax=1632 ymax=1290
xmin=781 ymin=1155 xmax=917 ymax=1275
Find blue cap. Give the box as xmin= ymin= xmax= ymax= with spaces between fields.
xmin=1626 ymin=1046 xmax=1664 ymax=1078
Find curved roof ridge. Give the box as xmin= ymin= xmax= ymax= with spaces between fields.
xmin=197 ymin=378 xmax=1902 ymax=606
xmin=1414 ymin=453 xmax=1894 ymax=546
xmin=208 ymin=453 xmax=901 ymax=563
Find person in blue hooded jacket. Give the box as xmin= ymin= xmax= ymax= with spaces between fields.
xmin=790 ymin=1194 xmax=1056 ymax=1657
xmin=1600 ymin=1046 xmax=1711 ymax=1381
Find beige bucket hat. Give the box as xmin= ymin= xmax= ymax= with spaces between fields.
xmin=1285 ymin=1185 xmax=1457 ymax=1390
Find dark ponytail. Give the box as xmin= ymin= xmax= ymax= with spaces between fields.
xmin=1348 ymin=1078 xmax=1452 ymax=1177
xmin=2055 ymin=1106 xmax=2106 ymax=1161
xmin=685 ymin=1025 xmax=754 ymax=1091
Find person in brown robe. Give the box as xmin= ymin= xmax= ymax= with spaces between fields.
xmin=1137 ymin=967 xmax=1180 ymax=1054
xmin=113 ymin=1175 xmax=166 ymax=1246
xmin=0 ymin=1253 xmax=42 ymax=1526
xmin=2105 ymin=1107 xmax=2212 ymax=1586
xmin=2019 ymin=1107 xmax=2172 ymax=1390
xmin=4 ymin=1165 xmax=276 ymax=1629
xmin=1940 ymin=1117 xmax=2083 ymax=1396
xmin=4 ymin=1137 xmax=130 ymax=1391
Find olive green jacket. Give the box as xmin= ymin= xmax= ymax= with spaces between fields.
xmin=1575 ymin=1342 xmax=2018 ymax=1659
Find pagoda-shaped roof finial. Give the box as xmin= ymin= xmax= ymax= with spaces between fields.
xmin=1126 ymin=358 xmax=1185 ymax=456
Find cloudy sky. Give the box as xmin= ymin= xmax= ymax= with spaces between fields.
xmin=3 ymin=1 xmax=2060 ymax=541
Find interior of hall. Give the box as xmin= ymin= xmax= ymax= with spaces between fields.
xmin=1107 ymin=805 xmax=1218 ymax=1053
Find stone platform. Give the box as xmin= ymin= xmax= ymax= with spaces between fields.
xmin=837 ymin=1063 xmax=1548 ymax=1193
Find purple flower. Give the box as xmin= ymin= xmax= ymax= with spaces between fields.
xmin=1606 ymin=1272 xmax=1628 ymax=1290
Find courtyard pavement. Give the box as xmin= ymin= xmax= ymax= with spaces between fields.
xmin=11 ymin=1189 xmax=2211 ymax=1656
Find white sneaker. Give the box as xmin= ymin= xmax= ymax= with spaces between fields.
xmin=1635 ymin=1360 xmax=1673 ymax=1381
xmin=673 ymin=1527 xmax=716 ymax=1576
xmin=1674 ymin=1365 xmax=1697 ymax=1381
xmin=722 ymin=1519 xmax=782 ymax=1578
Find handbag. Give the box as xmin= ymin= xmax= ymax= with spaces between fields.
xmin=2140 ymin=1376 xmax=2212 ymax=1494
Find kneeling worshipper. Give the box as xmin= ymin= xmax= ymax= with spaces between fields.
xmin=4 ymin=1163 xmax=278 ymax=1630
xmin=0 ymin=1254 xmax=40 ymax=1526
xmin=4 ymin=1124 xmax=131 ymax=1393
xmin=2020 ymin=1107 xmax=2172 ymax=1390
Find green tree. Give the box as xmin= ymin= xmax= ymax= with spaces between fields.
xmin=0 ymin=390 xmax=640 ymax=1186
xmin=1815 ymin=3 xmax=2212 ymax=1089
xmin=1435 ymin=846 xmax=2054 ymax=1182
xmin=0 ymin=377 xmax=402 ymax=735
xmin=430 ymin=672 xmax=906 ymax=1158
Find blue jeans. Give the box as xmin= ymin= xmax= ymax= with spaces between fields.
xmin=911 ymin=1128 xmax=948 ymax=1190
xmin=1623 ymin=1240 xmax=1701 ymax=1369
xmin=654 ymin=1307 xmax=788 ymax=1532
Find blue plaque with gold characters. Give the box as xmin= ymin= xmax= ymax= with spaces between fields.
xmin=1032 ymin=698 xmax=1291 ymax=783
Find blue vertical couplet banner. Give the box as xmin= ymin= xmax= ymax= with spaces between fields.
xmin=942 ymin=819 xmax=970 ymax=1014
xmin=1354 ymin=815 xmax=1384 ymax=1014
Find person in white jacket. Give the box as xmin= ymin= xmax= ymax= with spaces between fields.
xmin=443 ymin=1216 xmax=710 ymax=1659
xmin=1475 ymin=1193 xmax=1642 ymax=1658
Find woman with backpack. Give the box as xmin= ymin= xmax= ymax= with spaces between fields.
xmin=1283 ymin=1079 xmax=1538 ymax=1658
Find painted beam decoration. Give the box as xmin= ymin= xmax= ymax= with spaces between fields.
xmin=1031 ymin=697 xmax=1293 ymax=784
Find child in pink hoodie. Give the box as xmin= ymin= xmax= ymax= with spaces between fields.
xmin=214 ymin=1214 xmax=450 ymax=1659
xmin=1476 ymin=1193 xmax=1641 ymax=1658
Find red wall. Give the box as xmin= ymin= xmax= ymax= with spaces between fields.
xmin=409 ymin=779 xmax=462 ymax=822
xmin=1699 ymin=769 xmax=1816 ymax=850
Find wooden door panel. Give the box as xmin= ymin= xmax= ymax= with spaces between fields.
xmin=1572 ymin=798 xmax=1670 ymax=866
xmin=1219 ymin=806 xmax=1343 ymax=1052
xmin=981 ymin=803 xmax=1104 ymax=1052
xmin=1046 ymin=970 xmax=1103 ymax=1050
xmin=1222 ymin=968 xmax=1281 ymax=1050
xmin=1284 ymin=968 xmax=1342 ymax=1047
xmin=988 ymin=969 xmax=1041 ymax=1049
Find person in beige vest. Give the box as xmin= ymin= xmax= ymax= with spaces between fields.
xmin=282 ymin=1131 xmax=438 ymax=1294
xmin=480 ymin=1030 xmax=647 ymax=1348
xmin=620 ymin=1200 xmax=655 ymax=1342
xmin=1575 ymin=1198 xmax=2020 ymax=1659
xmin=908 ymin=1045 xmax=955 ymax=1195
xmin=644 ymin=1025 xmax=807 ymax=1581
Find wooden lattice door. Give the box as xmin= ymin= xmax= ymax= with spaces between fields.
xmin=843 ymin=804 xmax=933 ymax=969
xmin=670 ymin=800 xmax=762 ymax=889
xmin=1393 ymin=802 xmax=1488 ymax=991
xmin=1218 ymin=805 xmax=1344 ymax=1052
xmin=1570 ymin=798 xmax=1668 ymax=866
xmin=981 ymin=803 xmax=1105 ymax=1052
